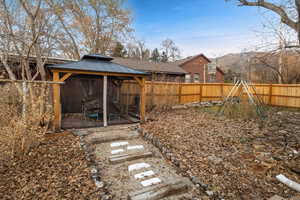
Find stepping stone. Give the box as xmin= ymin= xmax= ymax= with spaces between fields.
xmin=85 ymin=131 xmax=139 ymax=144
xmin=128 ymin=178 xmax=190 ymax=200
xmin=110 ymin=152 xmax=153 ymax=164
xmin=111 ymin=149 xmax=124 ymax=155
xmin=134 ymin=170 xmax=155 ymax=180
xmin=128 ymin=163 xmax=151 ymax=172
xmin=140 ymin=177 xmax=161 ymax=187
xmin=127 ymin=145 xmax=144 ymax=150
xmin=111 ymin=141 xmax=129 ymax=147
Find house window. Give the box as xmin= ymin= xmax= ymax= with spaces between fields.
xmin=194 ymin=73 xmax=200 ymax=83
xmin=185 ymin=74 xmax=191 ymax=83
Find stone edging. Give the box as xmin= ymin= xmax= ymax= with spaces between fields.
xmin=138 ymin=127 xmax=225 ymax=200
xmin=77 ymin=133 xmax=112 ymax=200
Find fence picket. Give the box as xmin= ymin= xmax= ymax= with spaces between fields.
xmin=120 ymin=81 xmax=300 ymax=108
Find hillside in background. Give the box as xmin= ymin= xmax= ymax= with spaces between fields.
xmin=211 ymin=52 xmax=258 ymax=73
xmin=211 ymin=51 xmax=300 ymax=83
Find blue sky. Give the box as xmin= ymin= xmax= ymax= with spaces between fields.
xmin=126 ymin=0 xmax=272 ymax=58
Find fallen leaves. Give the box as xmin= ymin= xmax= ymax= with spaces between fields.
xmin=142 ymin=107 xmax=300 ymax=199
xmin=0 ymin=134 xmax=101 ymax=200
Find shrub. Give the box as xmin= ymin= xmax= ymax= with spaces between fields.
xmin=0 ymin=82 xmax=53 ymax=160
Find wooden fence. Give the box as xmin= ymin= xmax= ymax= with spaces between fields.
xmin=120 ymin=81 xmax=300 ymax=109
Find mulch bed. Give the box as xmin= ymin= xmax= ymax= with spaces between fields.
xmin=0 ymin=132 xmax=101 ymax=200
xmin=142 ymin=107 xmax=300 ymax=199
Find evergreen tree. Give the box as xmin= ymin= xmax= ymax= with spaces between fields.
xmin=151 ymin=48 xmax=160 ymax=62
xmin=112 ymin=42 xmax=125 ymax=57
xmin=161 ymin=51 xmax=168 ymax=62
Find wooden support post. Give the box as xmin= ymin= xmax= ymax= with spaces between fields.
xmin=140 ymin=77 xmax=146 ymax=123
xmin=268 ymin=84 xmax=273 ymax=105
xmin=53 ymin=71 xmax=61 ymax=131
xmin=103 ymin=76 xmax=108 ymax=127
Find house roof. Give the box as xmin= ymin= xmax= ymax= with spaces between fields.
xmin=112 ymin=58 xmax=187 ymax=75
xmin=48 ymin=54 xmax=147 ymax=75
xmin=175 ymin=54 xmax=211 ymax=66
xmin=216 ymin=67 xmax=225 ymax=75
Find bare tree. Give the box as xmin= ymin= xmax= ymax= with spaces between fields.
xmin=0 ymin=0 xmax=58 ymax=82
xmin=0 ymin=0 xmax=61 ymax=121
xmin=229 ymin=0 xmax=300 ymax=45
xmin=47 ymin=0 xmax=132 ymax=59
xmin=161 ymin=39 xmax=181 ymax=62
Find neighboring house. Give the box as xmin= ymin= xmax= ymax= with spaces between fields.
xmin=113 ymin=58 xmax=186 ymax=82
xmin=175 ymin=54 xmax=211 ymax=83
xmin=113 ymin=53 xmax=225 ymax=83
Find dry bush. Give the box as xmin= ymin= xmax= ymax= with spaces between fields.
xmin=0 ymin=82 xmax=53 ymax=160
xmin=222 ymin=100 xmax=266 ymax=120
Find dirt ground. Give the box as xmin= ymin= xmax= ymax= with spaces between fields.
xmin=0 ymin=133 xmax=101 ymax=200
xmin=142 ymin=107 xmax=300 ymax=199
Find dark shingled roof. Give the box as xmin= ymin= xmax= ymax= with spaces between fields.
xmin=175 ymin=54 xmax=211 ymax=66
xmin=112 ymin=58 xmax=186 ymax=75
xmin=48 ymin=54 xmax=147 ymax=75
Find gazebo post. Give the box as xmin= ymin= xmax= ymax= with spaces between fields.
xmin=53 ymin=71 xmax=61 ymax=130
xmin=134 ymin=76 xmax=146 ymax=123
xmin=103 ymin=75 xmax=108 ymax=127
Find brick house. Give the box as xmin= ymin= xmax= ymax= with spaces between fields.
xmin=175 ymin=54 xmax=211 ymax=83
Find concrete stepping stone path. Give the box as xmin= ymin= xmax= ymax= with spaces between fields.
xmin=74 ymin=124 xmax=199 ymax=199
xmin=134 ymin=170 xmax=155 ymax=179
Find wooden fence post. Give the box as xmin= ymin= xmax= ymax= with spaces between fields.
xmin=220 ymin=83 xmax=224 ymax=100
xmin=268 ymin=84 xmax=273 ymax=105
xmin=151 ymin=80 xmax=154 ymax=107
xmin=199 ymin=84 xmax=203 ymax=102
xmin=178 ymin=83 xmax=182 ymax=104
xmin=140 ymin=77 xmax=146 ymax=122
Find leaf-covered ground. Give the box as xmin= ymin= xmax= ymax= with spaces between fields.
xmin=0 ymin=133 xmax=101 ymax=200
xmin=142 ymin=108 xmax=300 ymax=199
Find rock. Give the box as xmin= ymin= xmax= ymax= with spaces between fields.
xmin=172 ymin=105 xmax=187 ymax=109
xmin=101 ymin=194 xmax=112 ymax=200
xmin=95 ymin=180 xmax=105 ymax=188
xmin=279 ymin=130 xmax=288 ymax=134
xmin=191 ymin=176 xmax=208 ymax=189
xmin=208 ymin=155 xmax=223 ymax=165
xmin=206 ymin=190 xmax=214 ymax=196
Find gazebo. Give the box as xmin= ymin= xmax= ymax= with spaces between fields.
xmin=48 ymin=54 xmax=148 ymax=130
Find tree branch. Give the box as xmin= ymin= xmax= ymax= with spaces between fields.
xmin=238 ymin=0 xmax=298 ymax=31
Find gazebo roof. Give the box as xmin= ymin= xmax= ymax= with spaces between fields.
xmin=48 ymin=54 xmax=147 ymax=75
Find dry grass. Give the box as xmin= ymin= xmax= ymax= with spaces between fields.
xmin=0 ymin=82 xmax=53 ymax=160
